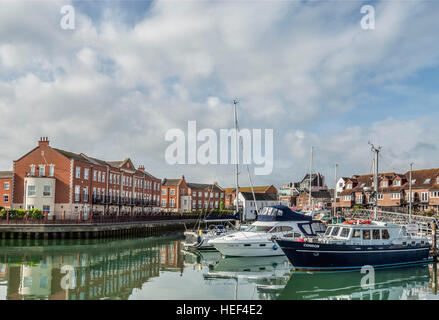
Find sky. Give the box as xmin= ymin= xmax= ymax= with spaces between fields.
xmin=1 ymin=0 xmax=439 ymax=189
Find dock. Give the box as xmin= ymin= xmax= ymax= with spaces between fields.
xmin=0 ymin=216 xmax=200 ymax=240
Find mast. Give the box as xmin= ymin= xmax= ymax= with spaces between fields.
xmin=233 ymin=99 xmax=241 ymax=222
xmin=409 ymin=162 xmax=413 ymax=223
xmin=333 ymin=164 xmax=338 ymax=218
xmin=309 ymin=146 xmax=313 ymax=211
xmin=370 ymin=143 xmax=381 ymax=220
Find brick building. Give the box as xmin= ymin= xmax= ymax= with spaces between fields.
xmin=295 ymin=190 xmax=332 ymax=210
xmin=161 ymin=176 xmax=225 ymax=213
xmin=224 ymin=185 xmax=278 ymax=209
xmin=0 ymin=171 xmax=13 ymax=208
xmin=12 ymin=137 xmax=161 ymax=219
xmin=338 ymin=168 xmax=439 ymax=213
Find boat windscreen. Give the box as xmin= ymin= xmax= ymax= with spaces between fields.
xmin=246 ymin=225 xmax=273 ymax=233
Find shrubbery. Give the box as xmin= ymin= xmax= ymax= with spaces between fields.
xmin=0 ymin=208 xmax=44 ymax=220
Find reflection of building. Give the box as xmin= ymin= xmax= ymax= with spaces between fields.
xmin=0 ymin=239 xmax=184 ymax=300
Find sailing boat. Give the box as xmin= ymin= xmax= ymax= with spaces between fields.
xmin=183 ymin=99 xmax=243 ymax=250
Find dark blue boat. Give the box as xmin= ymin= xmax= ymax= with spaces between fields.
xmin=275 ymin=221 xmax=433 ymax=271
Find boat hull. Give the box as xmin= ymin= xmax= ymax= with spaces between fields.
xmin=275 ymin=239 xmax=433 ymax=271
xmin=210 ymin=239 xmax=285 ymax=257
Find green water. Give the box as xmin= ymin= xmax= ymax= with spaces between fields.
xmin=0 ymin=234 xmax=438 ymax=300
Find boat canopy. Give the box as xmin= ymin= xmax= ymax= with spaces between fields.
xmin=257 ymin=205 xmax=312 ymax=222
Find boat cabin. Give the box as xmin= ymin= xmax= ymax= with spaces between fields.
xmin=323 ymin=220 xmax=427 ymax=246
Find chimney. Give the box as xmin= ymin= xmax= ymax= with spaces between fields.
xmin=38 ymin=136 xmax=49 ymax=147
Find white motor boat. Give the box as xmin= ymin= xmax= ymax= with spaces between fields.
xmin=183 ymin=219 xmax=238 ymax=251
xmin=208 ymin=205 xmax=325 ymax=257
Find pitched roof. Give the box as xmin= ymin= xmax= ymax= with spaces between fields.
xmin=162 ymin=178 xmax=183 ymax=186
xmin=224 ymin=186 xmax=276 ymax=194
xmin=0 ymin=171 xmax=12 ymax=178
xmin=53 ymin=148 xmax=93 ymax=163
xmin=239 ymin=192 xmax=278 ymax=201
xmin=186 ymin=182 xmax=223 ymax=192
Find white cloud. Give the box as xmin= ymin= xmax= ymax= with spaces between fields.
xmin=0 ymin=0 xmax=438 ymax=188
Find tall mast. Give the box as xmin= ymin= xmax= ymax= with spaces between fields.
xmin=409 ymin=162 xmax=413 ymax=223
xmin=309 ymin=146 xmax=313 ymax=211
xmin=370 ymin=143 xmax=381 ymax=220
xmin=333 ymin=164 xmax=338 ymax=218
xmin=233 ymin=99 xmax=240 ymax=221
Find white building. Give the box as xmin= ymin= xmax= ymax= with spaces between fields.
xmin=235 ymin=192 xmax=279 ymax=221
xmin=336 ymin=177 xmax=349 ymax=199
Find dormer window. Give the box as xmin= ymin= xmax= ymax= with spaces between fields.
xmin=346 ymin=184 xmax=352 ymax=189
xmin=394 ymin=180 xmax=401 ymax=186
xmin=437 ymin=177 xmax=439 ymax=185
xmin=39 ymin=165 xmax=45 ymax=177
xmin=381 ymin=181 xmax=388 ymax=187
xmin=30 ymin=165 xmax=35 ymax=176
xmin=424 ymin=178 xmax=431 ymax=184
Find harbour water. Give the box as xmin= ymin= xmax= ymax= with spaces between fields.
xmin=0 ymin=233 xmax=438 ymax=300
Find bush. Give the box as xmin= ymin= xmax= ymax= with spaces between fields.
xmin=28 ymin=209 xmax=44 ymax=220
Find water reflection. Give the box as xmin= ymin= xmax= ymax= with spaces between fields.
xmin=0 ymin=236 xmax=439 ymax=300
xmin=278 ymin=264 xmax=437 ymax=300
xmin=0 ymin=237 xmax=183 ymax=300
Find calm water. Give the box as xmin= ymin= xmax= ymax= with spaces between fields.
xmin=0 ymin=234 xmax=438 ymax=300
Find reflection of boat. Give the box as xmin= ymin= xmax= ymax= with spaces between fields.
xmin=204 ymin=256 xmax=292 ymax=300
xmin=278 ymin=265 xmax=431 ymax=300
xmin=182 ymin=249 xmax=222 ymax=268
xmin=209 ymin=205 xmax=325 ymax=257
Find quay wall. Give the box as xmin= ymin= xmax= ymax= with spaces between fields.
xmin=0 ymin=219 xmax=198 ymax=240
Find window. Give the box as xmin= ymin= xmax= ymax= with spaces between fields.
xmin=377 ymin=193 xmax=383 ymax=200
xmin=28 ymin=185 xmax=36 ymax=197
xmin=3 ymin=195 xmax=8 ymax=203
xmin=391 ymin=193 xmax=401 ymax=200
xmin=421 ymin=192 xmax=429 ymax=202
xmin=75 ymin=186 xmax=80 ymax=202
xmin=4 ymin=182 xmax=9 ymax=190
xmin=161 ymin=199 xmax=167 ymax=207
xmin=93 ymin=171 xmax=97 ymax=181
xmin=30 ymin=165 xmax=35 ymax=176
xmin=192 ymin=201 xmax=196 ymax=208
xmin=170 ymin=199 xmax=175 ymax=208
xmin=110 ymin=173 xmax=113 ymax=184
xmin=346 ymin=184 xmax=352 ymax=189
xmin=340 ymin=228 xmax=350 ymax=238
xmin=221 ymin=193 xmax=224 ymax=198
xmin=39 ymin=165 xmax=45 ymax=177
xmin=83 ymin=187 xmax=88 ymax=202
xmin=162 ymin=189 xmax=167 ymax=195
xmin=84 ymin=168 xmax=89 ymax=180
xmin=198 ymin=192 xmax=202 ymax=197
xmin=431 ymin=191 xmax=439 ymax=198
xmin=381 ymin=181 xmax=388 ymax=187
xmin=363 ymin=230 xmax=371 ymax=240
xmin=330 ymin=227 xmax=340 ymax=236
xmin=356 ymin=195 xmax=363 ymax=203
xmin=424 ymin=178 xmax=431 ymax=184
xmin=343 ymin=195 xmax=352 ymax=201
xmin=170 ymin=189 xmax=175 ymax=195
xmin=75 ymin=167 xmax=81 ymax=179
xmin=394 ymin=180 xmax=401 ymax=186
xmin=43 ymin=205 xmax=50 ymax=215
xmin=215 ymin=193 xmax=219 ymax=198
xmin=43 ymin=185 xmax=52 ymax=196
xmin=381 ymin=229 xmax=390 ymax=239
xmin=325 ymin=226 xmax=333 ymax=236
xmin=352 ymin=229 xmax=361 ymax=238
xmin=372 ymin=229 xmax=380 ymax=239
xmin=210 ymin=192 xmax=214 ymax=198
xmin=49 ymin=165 xmax=55 ymax=177
xmin=98 ymin=172 xmax=101 ymax=182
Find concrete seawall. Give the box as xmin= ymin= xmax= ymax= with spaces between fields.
xmin=0 ymin=219 xmax=199 ymax=240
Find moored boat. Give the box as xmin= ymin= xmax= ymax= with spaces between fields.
xmin=275 ymin=219 xmax=433 ymax=271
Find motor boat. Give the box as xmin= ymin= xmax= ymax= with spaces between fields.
xmin=275 ymin=219 xmax=433 ymax=271
xmin=183 ymin=219 xmax=238 ymax=251
xmin=208 ymin=205 xmax=326 ymax=257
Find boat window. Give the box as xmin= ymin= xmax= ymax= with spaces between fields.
xmin=312 ymin=222 xmax=326 ymax=233
xmin=363 ymin=230 xmax=371 ymax=240
xmin=247 ymin=226 xmax=273 ymax=233
xmin=276 ymin=226 xmax=293 ymax=232
xmin=301 ymin=224 xmax=313 ymax=235
xmin=325 ymin=227 xmax=333 ymax=236
xmin=352 ymin=229 xmax=361 ymax=238
xmin=381 ymin=229 xmax=390 ymax=240
xmin=373 ymin=229 xmax=380 ymax=240
xmin=331 ymin=227 xmax=340 ymax=237
xmin=339 ymin=228 xmax=350 ymax=238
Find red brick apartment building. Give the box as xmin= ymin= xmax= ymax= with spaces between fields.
xmin=161 ymin=175 xmax=225 ymax=213
xmin=0 ymin=171 xmax=13 ymax=208
xmin=11 ymin=137 xmax=161 ymax=219
xmin=338 ymin=168 xmax=439 ymax=213
xmin=223 ymin=185 xmax=278 ymax=209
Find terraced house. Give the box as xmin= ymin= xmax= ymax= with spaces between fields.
xmin=161 ymin=175 xmax=225 ymax=213
xmin=0 ymin=171 xmax=12 ymax=209
xmin=338 ymin=168 xmax=439 ymax=213
xmin=11 ymin=137 xmax=161 ymax=219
